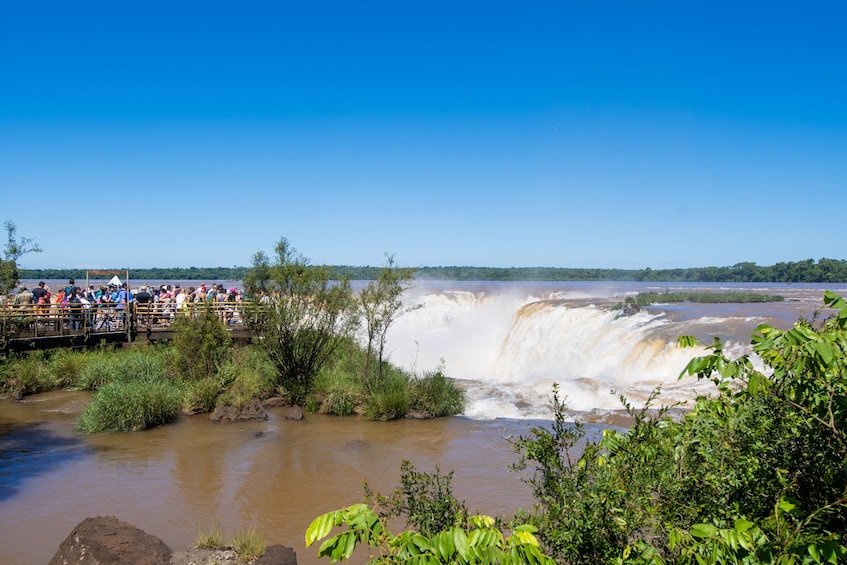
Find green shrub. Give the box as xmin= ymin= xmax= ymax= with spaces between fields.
xmin=76 ymin=378 xmax=182 ymax=433
xmin=410 ymin=370 xmax=466 ymax=417
xmin=170 ymin=306 xmax=232 ymax=381
xmin=365 ymin=460 xmax=469 ymax=536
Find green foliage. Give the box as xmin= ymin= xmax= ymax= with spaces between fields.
xmin=76 ymin=377 xmax=182 ymax=433
xmin=365 ymin=460 xmax=469 ymax=537
xmin=74 ymin=347 xmax=171 ymax=390
xmin=306 ymin=504 xmax=556 ymax=565
xmin=0 ymin=351 xmax=52 ymax=395
xmin=363 ymin=370 xmax=410 ymax=421
xmin=614 ymin=291 xmax=785 ymax=309
xmin=217 ymin=354 xmax=275 ymax=410
xmin=410 ymin=369 xmax=466 ymax=417
xmin=170 ymin=305 xmax=232 ymax=381
xmin=182 ymin=374 xmax=226 ymax=414
xmin=46 ymin=349 xmax=87 ymax=389
xmin=244 ymin=237 xmax=357 ymax=405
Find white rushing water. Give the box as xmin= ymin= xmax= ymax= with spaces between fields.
xmin=385 ymin=281 xmax=841 ymax=420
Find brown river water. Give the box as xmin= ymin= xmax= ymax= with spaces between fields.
xmin=0 ymin=391 xmax=570 ymax=565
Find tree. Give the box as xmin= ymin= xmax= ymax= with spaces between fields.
xmin=244 ymin=238 xmax=357 ymax=404
xmin=0 ymin=220 xmax=41 ymax=296
xmin=358 ymin=254 xmax=420 ymax=390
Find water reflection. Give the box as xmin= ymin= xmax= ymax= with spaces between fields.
xmin=0 ymin=421 xmax=90 ymax=502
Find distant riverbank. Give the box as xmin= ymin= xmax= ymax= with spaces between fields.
xmin=19 ymin=257 xmax=847 ymax=284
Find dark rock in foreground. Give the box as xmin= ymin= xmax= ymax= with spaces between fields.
xmin=50 ymin=516 xmax=297 ymax=565
xmin=49 ymin=515 xmax=171 ymax=565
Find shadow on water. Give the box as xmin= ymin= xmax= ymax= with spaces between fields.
xmin=0 ymin=421 xmax=90 ymax=502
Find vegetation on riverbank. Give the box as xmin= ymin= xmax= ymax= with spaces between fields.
xmin=18 ymin=256 xmax=847 ymax=283
xmin=613 ymin=290 xmax=785 ymax=310
xmin=309 ymin=291 xmax=847 ymax=564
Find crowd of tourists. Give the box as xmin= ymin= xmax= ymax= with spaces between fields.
xmin=3 ymin=280 xmax=246 ymax=331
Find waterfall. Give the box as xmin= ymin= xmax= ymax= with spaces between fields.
xmin=386 ymin=287 xmax=726 ymax=419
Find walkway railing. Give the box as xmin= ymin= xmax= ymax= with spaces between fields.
xmin=0 ymin=301 xmax=261 ymax=347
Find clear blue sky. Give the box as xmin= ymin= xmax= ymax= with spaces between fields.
xmin=2 ymin=1 xmax=845 ymax=270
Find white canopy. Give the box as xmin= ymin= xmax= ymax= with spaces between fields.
xmin=108 ymin=275 xmax=122 ymax=286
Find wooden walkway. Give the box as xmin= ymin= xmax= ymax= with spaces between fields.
xmin=0 ymin=302 xmax=256 ymax=352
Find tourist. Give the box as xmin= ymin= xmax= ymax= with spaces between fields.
xmin=15 ymin=286 xmax=33 ymax=306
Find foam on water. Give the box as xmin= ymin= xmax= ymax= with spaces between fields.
xmin=386 ymin=287 xmax=750 ymax=419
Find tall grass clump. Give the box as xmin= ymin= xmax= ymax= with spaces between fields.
xmin=194 ymin=524 xmax=225 ymax=550
xmin=230 ymin=526 xmax=267 ymax=562
xmin=75 ymin=347 xmax=171 ymax=391
xmin=76 ymin=378 xmax=182 ymax=433
xmin=46 ymin=349 xmax=88 ymax=389
xmin=313 ymin=337 xmax=366 ymax=415
xmin=216 ymin=351 xmax=275 ymax=410
xmin=363 ymin=368 xmax=411 ymax=421
xmin=0 ymin=351 xmax=52 ymax=395
xmin=410 ymin=370 xmax=466 ymax=417
xmin=75 ymin=349 xmax=120 ymax=391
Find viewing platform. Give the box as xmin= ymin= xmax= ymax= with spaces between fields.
xmin=0 ymin=302 xmax=257 ymax=353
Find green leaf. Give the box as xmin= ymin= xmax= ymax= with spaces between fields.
xmin=690 ymin=523 xmax=718 ymax=539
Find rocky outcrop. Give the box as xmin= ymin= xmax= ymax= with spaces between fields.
xmin=405 ymin=409 xmax=434 ymax=419
xmin=209 ymin=399 xmax=268 ymax=422
xmin=49 ymin=515 xmax=171 ymax=565
xmin=50 ymin=516 xmax=298 ymax=565
xmin=284 ymin=406 xmax=304 ymax=421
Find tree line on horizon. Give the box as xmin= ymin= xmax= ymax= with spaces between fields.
xmin=18 ymin=257 xmax=847 ymax=284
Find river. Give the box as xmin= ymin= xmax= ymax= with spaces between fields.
xmin=2 ymin=280 xmax=845 ymax=563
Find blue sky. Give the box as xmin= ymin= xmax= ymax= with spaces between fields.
xmin=2 ymin=1 xmax=845 ymax=270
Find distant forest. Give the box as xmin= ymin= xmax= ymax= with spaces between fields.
xmin=18 ymin=258 xmax=847 ymax=283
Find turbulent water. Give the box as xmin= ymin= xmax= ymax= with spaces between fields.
xmin=4 ymin=280 xmax=845 ymax=564
xmin=386 ymin=281 xmax=846 ymax=418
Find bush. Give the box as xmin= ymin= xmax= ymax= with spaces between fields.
xmin=365 ymin=460 xmax=469 ymax=536
xmin=76 ymin=378 xmax=182 ymax=433
xmin=170 ymin=306 xmax=232 ymax=381
xmin=410 ymin=370 xmax=466 ymax=417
